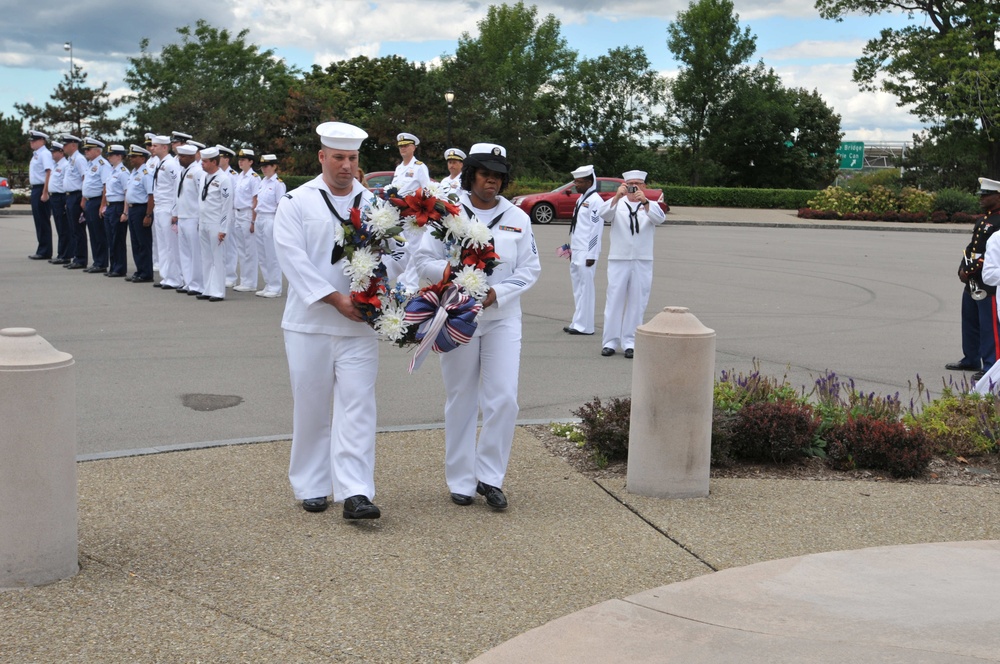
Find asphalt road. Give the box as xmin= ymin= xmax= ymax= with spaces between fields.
xmin=0 ymin=209 xmax=970 ymax=455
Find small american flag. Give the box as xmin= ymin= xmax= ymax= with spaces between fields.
xmin=556 ymin=244 xmax=572 ymax=259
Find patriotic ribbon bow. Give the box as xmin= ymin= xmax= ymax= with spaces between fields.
xmin=404 ymin=284 xmax=481 ymax=373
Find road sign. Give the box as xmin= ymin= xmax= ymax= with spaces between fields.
xmin=836 ymin=141 xmax=864 ymax=170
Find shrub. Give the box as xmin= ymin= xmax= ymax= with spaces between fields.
xmin=711 ymin=410 xmax=739 ymax=466
xmin=861 ymin=185 xmax=899 ymax=214
xmin=826 ymin=417 xmax=933 ymax=478
xmin=661 ymin=186 xmax=816 ymax=209
xmin=573 ymin=396 xmax=632 ymax=464
xmin=807 ymin=187 xmax=861 ymax=215
xmin=900 ymin=187 xmax=935 ymax=215
xmin=933 ymin=188 xmax=980 ymax=216
xmin=951 ymin=212 xmax=979 ymax=224
xmin=842 ymin=169 xmax=903 ymax=194
xmin=904 ymin=387 xmax=1000 ymax=457
xmin=731 ymin=400 xmax=819 ymax=463
xmin=714 ymin=364 xmax=801 ymax=414
xmin=897 ymin=211 xmax=929 ymax=223
xmin=930 ymin=210 xmax=950 ymax=223
xmin=797 ymin=208 xmax=839 ymax=220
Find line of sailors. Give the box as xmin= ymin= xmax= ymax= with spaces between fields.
xmin=26 ymin=129 xmax=286 ymax=301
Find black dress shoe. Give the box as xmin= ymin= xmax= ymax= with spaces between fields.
xmin=106 ymin=272 xmax=125 ymax=278
xmin=152 ymin=282 xmax=163 ymax=288
xmin=945 ymin=361 xmax=979 ymax=371
xmin=28 ymin=254 xmax=50 ymax=260
xmin=972 ymin=370 xmax=986 ymax=382
xmin=563 ymin=326 xmax=592 ymax=335
xmin=343 ymin=495 xmax=381 ymax=519
xmin=49 ymin=258 xmax=70 ymax=265
xmin=65 ymin=262 xmax=85 ymax=270
xmin=476 ymin=481 xmax=508 ymax=510
xmin=131 ymin=276 xmax=153 ymax=283
xmin=301 ymin=496 xmax=329 ymax=513
xmin=624 ymin=348 xmax=634 ymax=359
xmin=208 ymin=296 xmax=223 ymax=302
xmin=187 ymin=290 xmax=201 ymax=296
xmin=83 ymin=266 xmax=104 ymax=273
xmin=176 ymin=288 xmax=188 ymax=294
xmin=601 ymin=347 xmax=615 ymax=357
xmin=450 ymin=492 xmax=473 ymax=506
xmin=196 ymin=294 xmax=210 ymax=300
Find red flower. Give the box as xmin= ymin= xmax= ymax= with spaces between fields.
xmin=349 ymin=207 xmax=362 ymax=230
xmin=421 ymin=265 xmax=453 ymax=297
xmin=352 ymin=279 xmax=385 ymax=309
xmin=403 ymin=190 xmax=442 ymax=225
xmin=442 ymin=201 xmax=461 ymax=216
xmin=461 ymin=244 xmax=499 ymax=272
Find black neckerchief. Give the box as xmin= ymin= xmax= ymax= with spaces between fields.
xmin=570 ymin=187 xmax=596 ymax=235
xmin=320 ymin=189 xmax=363 ymax=264
xmin=626 ymin=201 xmax=641 ymax=235
xmin=463 ymin=203 xmax=505 ymax=229
xmin=201 ymin=173 xmax=217 ymax=201
xmin=153 ymin=160 xmax=163 ymax=184
xmin=178 ymin=165 xmax=191 ymax=196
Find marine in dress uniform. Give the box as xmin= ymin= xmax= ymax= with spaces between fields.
xmin=232 ymin=148 xmax=261 ymax=292
xmin=195 ymin=147 xmax=233 ymax=302
xmin=150 ymin=135 xmax=183 ymax=289
xmin=60 ymin=135 xmax=88 ymax=269
xmin=253 ymin=154 xmax=286 ymax=298
xmin=953 ymin=177 xmax=1000 ymax=384
xmin=47 ymin=141 xmax=71 ymax=264
xmin=101 ymin=145 xmax=131 ymax=277
xmin=80 ymin=138 xmax=112 ymax=272
xmin=27 ymin=130 xmax=54 ymax=260
xmin=273 ymin=121 xmax=407 ymax=520
xmin=438 ymin=147 xmax=466 ymax=198
xmin=598 ymin=170 xmax=666 ymax=358
xmin=966 ymin=178 xmax=1000 ymax=392
xmin=170 ymin=144 xmax=204 ymax=296
xmin=413 ymin=143 xmax=541 ymax=509
xmin=564 ymin=164 xmax=603 ymax=335
xmin=123 ymin=146 xmax=155 ymax=282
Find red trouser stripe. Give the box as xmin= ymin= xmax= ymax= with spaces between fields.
xmin=992 ymin=295 xmax=999 ymax=361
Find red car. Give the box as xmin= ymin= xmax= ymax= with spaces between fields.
xmin=511 ymin=177 xmax=668 ymax=224
xmin=363 ymin=170 xmax=395 ymax=196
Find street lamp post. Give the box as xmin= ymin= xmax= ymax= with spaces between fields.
xmin=64 ymin=42 xmax=75 ymax=135
xmin=444 ymin=90 xmax=455 ymax=147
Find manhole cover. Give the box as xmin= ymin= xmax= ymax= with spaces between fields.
xmin=181 ymin=394 xmax=244 ymax=412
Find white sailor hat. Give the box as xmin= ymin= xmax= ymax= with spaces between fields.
xmin=622 ymin=170 xmax=648 ymax=182
xmin=144 ymin=132 xmax=156 ymax=140
xmin=444 ymin=148 xmax=466 ymax=161
xmin=29 ymin=130 xmax=48 ymax=141
xmin=82 ymin=137 xmax=105 ymax=149
xmin=397 ymin=132 xmax=419 ymax=146
xmin=200 ymin=146 xmax=220 ymax=160
xmin=128 ymin=144 xmax=150 ymax=157
xmin=151 ymin=135 xmax=170 ymax=145
xmin=186 ymin=139 xmax=206 ymax=150
xmin=216 ymin=145 xmax=235 ymax=157
xmin=62 ymin=134 xmax=81 ymax=144
xmin=171 ymin=131 xmax=193 ymax=143
xmin=51 ymin=141 xmax=64 ymax=151
xmin=237 ymin=148 xmax=255 ymax=158
xmin=571 ymin=164 xmax=594 ymax=179
xmin=978 ymin=178 xmax=1000 ymax=195
xmin=175 ymin=144 xmax=197 ymax=156
xmin=108 ymin=144 xmax=127 ymax=155
xmin=259 ymin=154 xmax=278 ymax=164
xmin=316 ymin=122 xmax=367 ymax=150
xmin=465 ymin=143 xmax=509 ymax=174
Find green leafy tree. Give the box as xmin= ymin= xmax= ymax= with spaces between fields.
xmin=559 ymin=46 xmax=668 ymax=176
xmin=816 ymin=0 xmax=1000 ymax=178
xmin=442 ymin=1 xmax=576 ymax=176
xmin=902 ymin=120 xmax=988 ymax=192
xmin=666 ymin=0 xmax=757 ymax=185
xmin=0 ymin=112 xmax=24 ymax=162
xmin=123 ymin=20 xmax=296 ymax=151
xmin=15 ymin=64 xmax=121 ymax=139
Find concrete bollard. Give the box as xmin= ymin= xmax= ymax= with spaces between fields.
xmin=627 ymin=307 xmax=715 ymax=499
xmin=0 ymin=328 xmax=77 ymax=588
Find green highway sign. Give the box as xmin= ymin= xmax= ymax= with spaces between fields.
xmin=837 ymin=141 xmax=864 ymax=170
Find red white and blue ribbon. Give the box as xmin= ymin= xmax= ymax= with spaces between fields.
xmin=405 ymin=284 xmax=481 ymax=373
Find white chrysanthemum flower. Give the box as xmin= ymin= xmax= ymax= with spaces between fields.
xmin=446 ymin=242 xmax=463 ymax=266
xmin=333 ymin=222 xmax=345 ymax=247
xmin=344 ymin=246 xmax=378 ymax=291
xmin=442 ymin=213 xmax=468 ymax=242
xmin=425 ymin=182 xmax=443 ymax=198
xmin=375 ymin=305 xmax=408 ymax=342
xmin=463 ymin=221 xmax=493 ymax=248
xmin=453 ymin=265 xmax=490 ymax=301
xmin=401 ymin=215 xmax=427 ymax=236
xmin=369 ymin=203 xmax=401 ymax=237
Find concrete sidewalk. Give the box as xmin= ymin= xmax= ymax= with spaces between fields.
xmin=3 ymin=427 xmax=999 ymax=662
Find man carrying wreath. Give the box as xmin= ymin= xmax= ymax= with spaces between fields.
xmin=412 ymin=143 xmax=541 ymax=510
xmin=273 ymin=121 xmax=406 ymax=520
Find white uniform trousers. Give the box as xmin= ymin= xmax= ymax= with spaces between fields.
xmin=176 ymin=216 xmax=203 ymax=294
xmin=569 ymin=262 xmax=597 ymax=334
xmin=199 ymin=221 xmax=227 ymax=299
xmin=440 ymin=316 xmax=522 ymax=495
xmin=396 ymin=228 xmax=420 ymax=292
xmin=254 ymin=212 xmax=282 ymax=295
xmin=234 ymin=208 xmax=258 ymax=289
xmin=153 ymin=207 xmax=182 ymax=287
xmin=602 ymin=259 xmax=653 ymax=351
xmin=224 ymin=216 xmax=238 ymax=287
xmin=285 ymin=331 xmax=379 ymax=501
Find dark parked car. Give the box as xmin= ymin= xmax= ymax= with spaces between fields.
xmin=363 ymin=170 xmax=395 ymax=196
xmin=511 ymin=177 xmax=668 ymax=224
xmin=0 ymin=176 xmax=13 ymax=208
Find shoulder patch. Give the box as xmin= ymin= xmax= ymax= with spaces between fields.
xmin=277 ymin=177 xmax=283 ymax=183
xmin=283 ymin=193 xmax=293 ymax=200
xmin=252 ymin=172 xmax=259 ymax=177
xmin=98 ymin=158 xmax=106 ymax=165
xmin=415 ymin=160 xmax=424 ymax=165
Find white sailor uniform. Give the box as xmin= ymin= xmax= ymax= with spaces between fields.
xmin=568 ymin=186 xmax=604 ymax=334
xmin=254 ymin=173 xmax=286 ymax=296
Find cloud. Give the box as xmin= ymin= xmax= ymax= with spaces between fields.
xmin=532 ymin=0 xmax=819 ymax=21
xmin=764 ymin=39 xmax=868 ymax=61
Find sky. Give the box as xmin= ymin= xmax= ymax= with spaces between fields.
xmin=2 ymin=0 xmax=925 ymax=144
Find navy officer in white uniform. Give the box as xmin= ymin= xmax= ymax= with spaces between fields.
xmin=273 ymin=121 xmax=407 ymax=520
xmin=412 ymin=143 xmax=541 ymax=510
xmin=438 ymin=147 xmax=465 ymax=198
xmin=564 ymin=164 xmax=603 ymax=335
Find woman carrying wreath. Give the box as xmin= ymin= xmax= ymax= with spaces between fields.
xmin=412 ymin=143 xmax=541 ymax=509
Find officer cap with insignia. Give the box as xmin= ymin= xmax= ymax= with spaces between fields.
xmin=128 ymin=144 xmax=150 ymax=157
xmin=978 ymin=178 xmax=1000 ymax=196
xmin=175 ymin=144 xmax=197 ymax=156
xmin=237 ymin=148 xmax=256 ymax=160
xmin=82 ymin=137 xmax=105 ymax=150
xmin=200 ymin=146 xmax=220 ymax=160
xmin=186 ymin=140 xmax=206 ymax=150
xmin=62 ymin=134 xmax=81 ymax=144
xmin=465 ymin=143 xmax=509 ymax=174
xmin=29 ymin=129 xmax=48 ymax=142
xmin=171 ymin=131 xmax=193 ymax=143
xmin=622 ymin=170 xmax=648 ymax=182
xmin=151 ymin=135 xmax=170 ymax=145
xmin=397 ymin=132 xmax=419 ymax=147
xmin=108 ymin=144 xmax=127 ymax=156
xmin=51 ymin=141 xmax=64 ymax=152
xmin=317 ymin=122 xmax=367 ymax=150
xmin=571 ymin=164 xmax=595 ymax=179
xmin=216 ymin=145 xmax=235 ymax=157
xmin=444 ymin=148 xmax=466 ymax=162
xmin=259 ymin=154 xmax=279 ymax=165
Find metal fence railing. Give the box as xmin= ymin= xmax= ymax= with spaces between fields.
xmin=1 ymin=162 xmax=30 ymax=189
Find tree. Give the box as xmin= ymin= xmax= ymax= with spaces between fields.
xmin=666 ymin=0 xmax=757 ymax=185
xmin=442 ymin=1 xmax=576 ymax=177
xmin=123 ymin=20 xmax=296 ymax=151
xmin=559 ymin=47 xmax=668 ymax=176
xmin=902 ymin=120 xmax=988 ymax=192
xmin=0 ymin=112 xmax=24 ymax=162
xmin=15 ymin=64 xmax=121 ymax=139
xmin=816 ymin=0 xmax=1000 ymax=178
